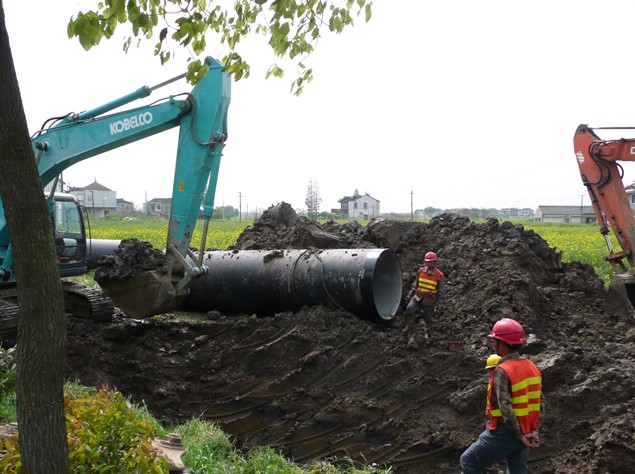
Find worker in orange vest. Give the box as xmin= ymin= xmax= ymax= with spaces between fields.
xmin=460 ymin=318 xmax=543 ymax=474
xmin=404 ymin=251 xmax=444 ymax=337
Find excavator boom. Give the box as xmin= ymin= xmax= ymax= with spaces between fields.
xmin=574 ymin=125 xmax=635 ymax=269
xmin=0 ymin=56 xmax=406 ymax=331
xmin=0 ymin=56 xmax=230 ymax=319
xmin=574 ymin=124 xmax=635 ymax=312
xmin=94 ymin=59 xmax=230 ymax=317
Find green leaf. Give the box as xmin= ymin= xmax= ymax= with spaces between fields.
xmin=112 ymin=0 xmax=126 ymax=17
xmin=68 ymin=0 xmax=374 ymax=95
xmin=265 ymin=65 xmax=284 ymax=79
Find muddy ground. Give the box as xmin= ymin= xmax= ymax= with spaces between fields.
xmin=65 ymin=204 xmax=635 ymax=473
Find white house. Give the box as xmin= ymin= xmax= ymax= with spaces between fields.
xmin=336 ymin=190 xmax=380 ymax=219
xmin=117 ymin=198 xmax=134 ymax=214
xmin=500 ymin=208 xmax=535 ymax=219
xmin=145 ymin=198 xmax=172 ymax=219
xmin=535 ymin=205 xmax=596 ymax=223
xmin=625 ymin=183 xmax=635 ymax=209
xmin=536 ymin=185 xmax=635 ymax=223
xmin=68 ymin=179 xmax=117 ymax=218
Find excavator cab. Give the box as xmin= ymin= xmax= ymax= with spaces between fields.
xmin=52 ymin=194 xmax=88 ymax=276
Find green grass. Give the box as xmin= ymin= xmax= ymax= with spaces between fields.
xmin=0 ymin=388 xmax=391 ymax=473
xmin=0 ymin=395 xmax=16 ymax=422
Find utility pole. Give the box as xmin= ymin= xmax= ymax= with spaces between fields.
xmin=580 ymin=194 xmax=584 ymax=222
xmin=238 ymin=192 xmax=243 ymax=221
xmin=411 ymin=190 xmax=414 ymax=221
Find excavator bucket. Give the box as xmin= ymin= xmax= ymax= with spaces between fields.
xmin=97 ymin=268 xmax=188 ymax=319
xmin=93 ymin=239 xmax=191 ymax=318
xmin=604 ymin=273 xmax=635 ymax=319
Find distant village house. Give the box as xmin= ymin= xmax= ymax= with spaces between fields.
xmin=535 ymin=205 xmax=596 ymax=223
xmin=146 ymin=198 xmax=172 ymax=219
xmin=536 ymin=186 xmax=635 ymax=223
xmin=117 ymin=198 xmax=134 ymax=214
xmin=333 ymin=189 xmax=380 ymax=219
xmin=627 ymin=182 xmax=635 ymax=209
xmin=68 ymin=179 xmax=117 ymax=218
xmin=499 ymin=208 xmax=535 ymax=219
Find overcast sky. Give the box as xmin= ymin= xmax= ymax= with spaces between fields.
xmin=6 ymin=1 xmax=635 ymax=214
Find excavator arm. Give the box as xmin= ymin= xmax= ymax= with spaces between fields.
xmin=1 ymin=56 xmax=230 ymax=318
xmin=574 ymin=124 xmax=635 ymax=272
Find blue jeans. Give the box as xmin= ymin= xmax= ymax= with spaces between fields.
xmin=460 ymin=424 xmax=529 ymax=474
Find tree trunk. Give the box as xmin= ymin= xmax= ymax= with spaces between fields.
xmin=0 ymin=2 xmax=71 ymax=472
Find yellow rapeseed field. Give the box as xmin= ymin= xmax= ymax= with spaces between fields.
xmin=89 ymin=218 xmax=252 ymax=251
xmin=521 ymin=221 xmax=615 ymax=284
xmin=89 ymin=218 xmax=618 ymax=285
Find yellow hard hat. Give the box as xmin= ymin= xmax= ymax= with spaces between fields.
xmin=484 ymin=354 xmax=502 ymax=370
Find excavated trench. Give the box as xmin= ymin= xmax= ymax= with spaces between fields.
xmin=65 ymin=204 xmax=635 ymax=473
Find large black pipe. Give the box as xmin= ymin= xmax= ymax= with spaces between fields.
xmin=87 ymin=239 xmax=121 ymax=269
xmin=181 ymin=248 xmax=403 ymax=323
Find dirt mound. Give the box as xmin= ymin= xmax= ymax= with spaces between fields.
xmin=234 ymin=202 xmax=374 ymax=250
xmin=94 ymin=238 xmax=166 ymax=280
xmin=65 ymin=203 xmax=635 ymax=473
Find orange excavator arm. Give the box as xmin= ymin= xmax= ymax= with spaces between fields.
xmin=573 ymin=124 xmax=635 ymax=272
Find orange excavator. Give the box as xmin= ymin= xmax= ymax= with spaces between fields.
xmin=574 ymin=124 xmax=635 ymax=314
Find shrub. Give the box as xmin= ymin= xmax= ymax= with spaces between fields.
xmin=0 ymin=387 xmax=167 ymax=473
xmin=0 ymin=347 xmax=16 ymax=399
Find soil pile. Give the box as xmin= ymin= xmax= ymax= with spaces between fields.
xmin=94 ymin=238 xmax=166 ymax=280
xmin=65 ymin=203 xmax=635 ymax=473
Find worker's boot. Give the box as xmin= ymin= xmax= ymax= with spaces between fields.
xmin=416 ymin=318 xmax=429 ymax=338
xmin=401 ymin=315 xmax=416 ymax=333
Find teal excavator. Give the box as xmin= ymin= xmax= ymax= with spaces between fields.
xmin=0 ymin=56 xmax=230 ymax=322
xmin=0 ymin=56 xmax=403 ymax=339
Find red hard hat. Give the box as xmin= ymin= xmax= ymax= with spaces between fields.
xmin=424 ymin=251 xmax=437 ymax=262
xmin=487 ymin=318 xmax=526 ymax=345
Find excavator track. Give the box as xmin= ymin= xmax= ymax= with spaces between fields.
xmin=62 ymin=282 xmax=114 ymax=322
xmin=0 ymin=281 xmax=114 ymax=346
xmin=0 ymin=300 xmax=19 ymax=347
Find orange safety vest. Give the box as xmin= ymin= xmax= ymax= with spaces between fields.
xmin=486 ymin=358 xmax=542 ymax=433
xmin=414 ymin=267 xmax=444 ymax=297
xmin=485 ymin=371 xmax=495 ymax=422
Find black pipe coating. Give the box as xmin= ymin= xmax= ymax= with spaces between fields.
xmin=182 ymin=248 xmax=402 ymax=323
xmin=87 ymin=239 xmax=121 ymax=269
